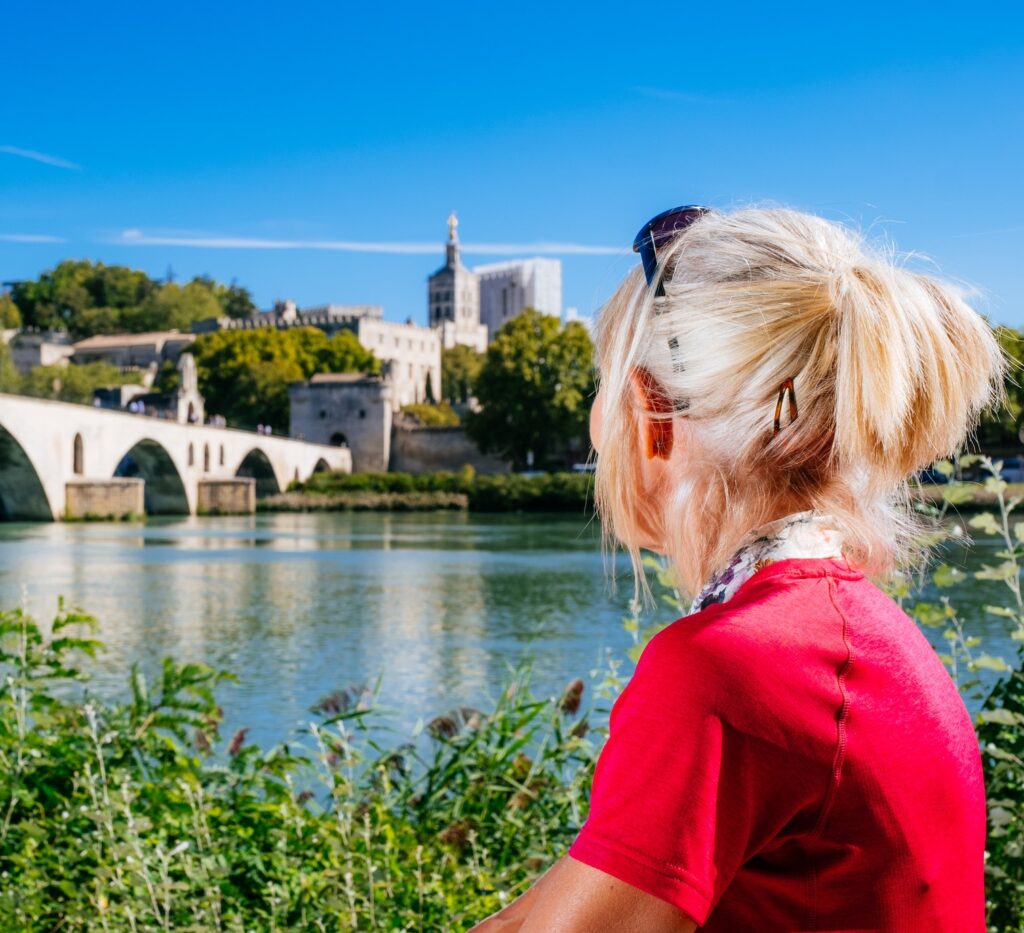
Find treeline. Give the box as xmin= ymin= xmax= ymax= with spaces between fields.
xmin=7 ymin=260 xmax=254 ymax=338
xmin=185 ymin=328 xmax=381 ymax=432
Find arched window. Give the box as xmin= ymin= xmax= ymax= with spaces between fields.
xmin=330 ymin=432 xmax=349 ymax=447
xmin=72 ymin=433 xmax=84 ymax=475
xmin=219 ymin=445 xmax=225 ymax=466
xmin=203 ymin=444 xmax=210 ymax=472
xmin=188 ymin=443 xmax=195 ymax=467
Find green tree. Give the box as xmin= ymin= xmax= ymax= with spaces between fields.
xmin=191 ymin=327 xmax=380 ymax=432
xmin=466 ymin=309 xmax=595 ymax=470
xmin=0 ymin=293 xmax=22 ymax=329
xmin=10 ymin=261 xmax=256 ymax=337
xmin=191 ymin=276 xmax=256 ymax=319
xmin=0 ymin=343 xmax=20 ymax=393
xmin=442 ymin=344 xmax=484 ymax=404
xmin=123 ymin=281 xmax=222 ymax=333
xmin=18 ymin=361 xmax=139 ymax=404
xmin=978 ymin=325 xmax=1024 ymax=448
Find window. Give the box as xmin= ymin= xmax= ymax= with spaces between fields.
xmin=72 ymin=434 xmax=84 ymax=475
xmin=203 ymin=444 xmax=210 ymax=472
xmin=359 ymin=409 xmax=366 ymax=419
xmin=219 ymin=445 xmax=225 ymax=466
xmin=188 ymin=443 xmax=195 ymax=467
xmin=319 ymin=409 xmax=327 ymax=419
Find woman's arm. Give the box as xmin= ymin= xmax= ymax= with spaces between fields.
xmin=469 ymin=856 xmax=698 ymax=933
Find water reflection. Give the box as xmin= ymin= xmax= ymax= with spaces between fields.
xmin=0 ymin=513 xmax=633 ymax=748
xmin=0 ymin=514 xmax=1017 ymax=749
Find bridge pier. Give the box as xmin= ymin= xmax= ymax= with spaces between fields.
xmin=197 ymin=478 xmax=256 ymax=515
xmin=65 ymin=479 xmax=144 ymax=520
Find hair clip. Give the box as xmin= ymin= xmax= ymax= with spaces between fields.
xmin=773 ymin=377 xmax=798 ymax=436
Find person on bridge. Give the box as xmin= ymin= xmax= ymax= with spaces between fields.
xmin=470 ymin=205 xmax=1003 ymax=932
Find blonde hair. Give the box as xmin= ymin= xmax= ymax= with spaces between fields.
xmin=594 ymin=206 xmax=1006 ymax=604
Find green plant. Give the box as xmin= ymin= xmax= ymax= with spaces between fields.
xmin=400 ymin=402 xmax=461 ymax=427
xmin=0 ymin=602 xmax=608 ymax=931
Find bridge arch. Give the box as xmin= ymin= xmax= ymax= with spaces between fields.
xmin=0 ymin=423 xmax=53 ymax=520
xmin=114 ymin=439 xmax=189 ymax=515
xmin=236 ymin=448 xmax=281 ymax=498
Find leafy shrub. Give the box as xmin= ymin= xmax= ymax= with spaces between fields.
xmin=400 ymin=402 xmax=461 ymax=427
xmin=300 ymin=469 xmax=593 ymax=513
xmin=0 ymin=603 xmax=607 ymax=931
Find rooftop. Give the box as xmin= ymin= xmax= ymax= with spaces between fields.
xmin=73 ymin=330 xmax=195 ymax=350
xmin=309 ymin=372 xmax=382 ymax=385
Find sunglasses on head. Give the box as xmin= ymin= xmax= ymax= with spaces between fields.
xmin=632 ymin=205 xmax=710 ymax=297
xmin=631 ymin=204 xmax=798 ymax=437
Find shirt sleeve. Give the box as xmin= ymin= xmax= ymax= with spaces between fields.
xmin=567 ymin=620 xmax=814 ymax=925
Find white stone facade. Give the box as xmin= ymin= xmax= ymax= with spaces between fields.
xmin=355 ymin=316 xmax=441 ymax=409
xmin=474 ymin=258 xmax=562 ymax=340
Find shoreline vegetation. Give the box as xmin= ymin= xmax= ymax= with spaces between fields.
xmin=261 ymin=469 xmax=1024 ymax=515
xmin=266 ymin=469 xmax=596 ymax=514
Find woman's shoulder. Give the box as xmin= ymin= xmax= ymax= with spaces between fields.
xmin=634 ymin=558 xmax=874 ymax=712
xmin=653 ymin=557 xmax=863 ymax=654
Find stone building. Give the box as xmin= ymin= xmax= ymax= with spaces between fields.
xmin=475 ymin=258 xmax=562 ymax=340
xmin=289 ymin=372 xmax=394 ymax=472
xmin=7 ymin=330 xmax=75 ymax=374
xmin=427 ymin=213 xmax=488 ymax=353
xmin=289 ymin=370 xmax=509 ymax=475
xmin=71 ymin=330 xmax=195 ymax=368
xmin=193 ymin=301 xmax=440 ymax=413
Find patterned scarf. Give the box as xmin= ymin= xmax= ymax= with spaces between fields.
xmin=688 ymin=510 xmax=845 ymax=615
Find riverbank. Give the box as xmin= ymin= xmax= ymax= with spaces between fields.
xmin=261 ymin=489 xmax=469 ymax=511
xmin=265 ymin=470 xmax=1023 ymax=515
xmin=273 ymin=469 xmax=594 ymax=513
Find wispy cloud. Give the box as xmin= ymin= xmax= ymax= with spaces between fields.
xmin=0 ymin=145 xmax=81 ymax=170
xmin=115 ymin=229 xmax=623 ymax=256
xmin=634 ymin=86 xmax=729 ymax=105
xmin=0 ymin=233 xmax=67 ymax=243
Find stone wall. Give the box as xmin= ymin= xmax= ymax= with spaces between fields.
xmin=389 ymin=421 xmax=509 ymax=474
xmin=289 ymin=375 xmax=392 ymax=472
xmin=197 ymin=478 xmax=256 ymax=514
xmin=65 ymin=478 xmax=144 ymax=519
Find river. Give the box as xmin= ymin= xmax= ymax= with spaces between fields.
xmin=0 ymin=512 xmax=1019 ymax=749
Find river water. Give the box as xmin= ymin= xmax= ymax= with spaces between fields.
xmin=0 ymin=512 xmax=1019 ymax=749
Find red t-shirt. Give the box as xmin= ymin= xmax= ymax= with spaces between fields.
xmin=568 ymin=557 xmax=985 ymax=931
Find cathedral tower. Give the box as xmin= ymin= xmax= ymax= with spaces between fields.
xmin=427 ymin=212 xmax=487 ymax=352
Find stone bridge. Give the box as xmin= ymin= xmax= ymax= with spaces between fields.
xmin=0 ymin=393 xmax=351 ymax=520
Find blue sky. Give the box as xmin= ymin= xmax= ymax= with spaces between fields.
xmin=3 ymin=2 xmax=1023 ymax=325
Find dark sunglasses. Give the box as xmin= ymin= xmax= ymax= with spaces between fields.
xmin=632 ymin=205 xmax=710 ymax=297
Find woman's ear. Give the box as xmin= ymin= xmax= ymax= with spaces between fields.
xmin=629 ymin=367 xmax=674 ymax=460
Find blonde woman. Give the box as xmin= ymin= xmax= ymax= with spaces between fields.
xmin=471 ymin=206 xmax=1003 ymax=932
